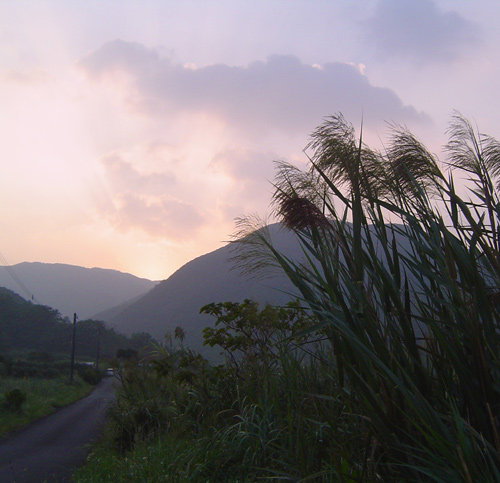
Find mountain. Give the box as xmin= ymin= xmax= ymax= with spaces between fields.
xmin=97 ymin=222 xmax=414 ymax=357
xmin=0 ymin=262 xmax=156 ymax=320
xmin=98 ymin=224 xmax=302 ymax=355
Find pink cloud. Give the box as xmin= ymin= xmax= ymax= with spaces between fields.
xmin=97 ymin=152 xmax=204 ymax=239
xmin=113 ymin=192 xmax=204 ymax=239
xmin=0 ymin=69 xmax=51 ymax=85
xmin=101 ymin=153 xmax=176 ymax=196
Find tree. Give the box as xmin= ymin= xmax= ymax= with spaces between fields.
xmin=173 ymin=326 xmax=185 ymax=346
xmin=201 ymin=300 xmax=314 ymax=378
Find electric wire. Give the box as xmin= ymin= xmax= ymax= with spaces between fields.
xmin=0 ymin=251 xmax=39 ymax=303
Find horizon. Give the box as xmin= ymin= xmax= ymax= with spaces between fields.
xmin=1 ymin=1 xmax=499 ymax=280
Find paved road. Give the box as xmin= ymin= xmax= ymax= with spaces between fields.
xmin=0 ymin=377 xmax=117 ymax=483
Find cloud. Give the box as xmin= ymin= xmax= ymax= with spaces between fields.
xmin=210 ymin=147 xmax=276 ymax=183
xmin=364 ymin=0 xmax=480 ymax=63
xmin=79 ymin=40 xmax=429 ymax=134
xmin=79 ymin=39 xmax=434 ymax=250
xmin=0 ymin=68 xmax=51 ymax=85
xmin=113 ymin=193 xmax=204 ymax=239
xmin=98 ymin=153 xmax=204 ymax=239
xmin=101 ymin=153 xmax=176 ymax=196
xmin=209 ymin=147 xmax=278 ymax=218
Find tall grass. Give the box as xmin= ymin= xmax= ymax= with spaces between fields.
xmin=232 ymin=112 xmax=500 ymax=480
xmin=76 ymin=318 xmax=362 ymax=482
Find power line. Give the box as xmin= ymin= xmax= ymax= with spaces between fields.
xmin=0 ymin=251 xmax=38 ymax=303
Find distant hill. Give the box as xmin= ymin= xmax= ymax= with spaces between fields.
xmin=97 ymin=224 xmax=303 ymax=355
xmin=0 ymin=262 xmax=156 ymax=320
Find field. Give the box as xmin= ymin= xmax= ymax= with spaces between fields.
xmin=0 ymin=376 xmax=94 ymax=437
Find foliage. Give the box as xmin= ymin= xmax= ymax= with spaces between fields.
xmin=77 ymin=346 xmax=350 ymax=481
xmin=232 ymin=112 xmax=500 ymax=480
xmin=2 ymin=388 xmax=26 ymax=413
xmin=0 ymin=286 xmax=156 ymax=361
xmin=0 ymin=354 xmax=12 ymax=376
xmin=7 ymin=358 xmax=68 ymax=379
xmin=27 ymin=350 xmax=54 ymax=363
xmin=201 ymin=299 xmax=316 ymax=377
xmin=77 ymin=365 xmax=103 ymax=385
xmin=116 ymin=348 xmax=138 ymax=361
xmin=76 ymin=303 xmax=357 ymax=482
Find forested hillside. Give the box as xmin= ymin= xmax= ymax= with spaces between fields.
xmin=0 ymin=287 xmax=154 ymax=359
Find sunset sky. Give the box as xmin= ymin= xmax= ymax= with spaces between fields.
xmin=1 ymin=0 xmax=499 ymax=280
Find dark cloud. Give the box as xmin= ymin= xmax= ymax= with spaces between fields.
xmin=364 ymin=0 xmax=480 ymax=63
xmin=79 ymin=40 xmax=429 ymax=133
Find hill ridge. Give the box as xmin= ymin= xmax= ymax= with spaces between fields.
xmin=0 ymin=262 xmax=156 ymax=320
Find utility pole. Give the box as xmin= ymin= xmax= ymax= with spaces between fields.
xmin=96 ymin=327 xmax=101 ymax=370
xmin=70 ymin=313 xmax=77 ymax=382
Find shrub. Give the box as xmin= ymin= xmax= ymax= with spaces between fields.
xmin=77 ymin=366 xmax=102 ymax=385
xmin=201 ymin=299 xmax=315 ymax=381
xmin=3 ymin=388 xmax=26 ymax=412
xmin=27 ymin=350 xmax=54 ymax=363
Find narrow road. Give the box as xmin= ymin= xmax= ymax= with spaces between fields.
xmin=0 ymin=376 xmax=117 ymax=483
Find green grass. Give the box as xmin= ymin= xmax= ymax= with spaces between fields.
xmin=74 ymin=428 xmax=315 ymax=483
xmin=74 ymin=434 xmax=200 ymax=483
xmin=0 ymin=376 xmax=93 ymax=436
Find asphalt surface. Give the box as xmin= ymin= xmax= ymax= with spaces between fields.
xmin=0 ymin=376 xmax=117 ymax=483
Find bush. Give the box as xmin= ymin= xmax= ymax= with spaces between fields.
xmin=77 ymin=366 xmax=102 ymax=385
xmin=3 ymin=388 xmax=26 ymax=412
xmin=0 ymin=354 xmax=12 ymax=376
xmin=9 ymin=359 xmax=68 ymax=379
xmin=27 ymin=350 xmax=54 ymax=363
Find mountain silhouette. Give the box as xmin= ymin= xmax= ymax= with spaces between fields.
xmin=97 ymin=224 xmax=302 ymax=355
xmin=0 ymin=262 xmax=156 ymax=320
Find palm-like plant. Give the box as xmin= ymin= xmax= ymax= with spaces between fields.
xmin=233 ymin=113 xmax=500 ymax=481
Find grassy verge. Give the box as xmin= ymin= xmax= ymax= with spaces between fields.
xmin=73 ymin=342 xmax=354 ymax=482
xmin=74 ymin=427 xmax=293 ymax=483
xmin=74 ymin=433 xmax=201 ymax=483
xmin=0 ymin=376 xmax=93 ymax=437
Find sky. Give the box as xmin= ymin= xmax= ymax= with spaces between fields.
xmin=0 ymin=0 xmax=499 ymax=281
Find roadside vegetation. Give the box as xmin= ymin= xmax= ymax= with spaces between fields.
xmin=0 ymin=375 xmax=93 ymax=436
xmin=75 ymin=113 xmax=500 ymax=481
xmin=0 ymin=347 xmax=114 ymax=436
xmin=0 ymin=286 xmax=158 ymax=436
